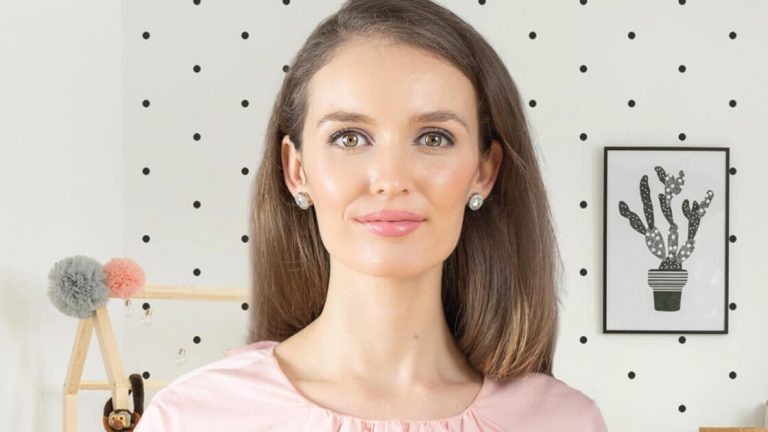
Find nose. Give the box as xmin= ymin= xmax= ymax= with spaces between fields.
xmin=369 ymin=140 xmax=413 ymax=197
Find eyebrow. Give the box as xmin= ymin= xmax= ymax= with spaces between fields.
xmin=315 ymin=110 xmax=469 ymax=132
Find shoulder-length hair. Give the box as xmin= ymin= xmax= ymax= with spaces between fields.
xmin=248 ymin=0 xmax=564 ymax=382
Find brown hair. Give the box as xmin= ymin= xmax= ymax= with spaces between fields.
xmin=248 ymin=0 xmax=564 ymax=382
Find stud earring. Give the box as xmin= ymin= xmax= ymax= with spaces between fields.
xmin=468 ymin=192 xmax=483 ymax=211
xmin=294 ymin=191 xmax=311 ymax=210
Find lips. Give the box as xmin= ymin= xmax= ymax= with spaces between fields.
xmin=357 ymin=220 xmax=423 ymax=237
xmin=356 ymin=210 xmax=425 ymax=222
xmin=355 ymin=209 xmax=425 ymax=238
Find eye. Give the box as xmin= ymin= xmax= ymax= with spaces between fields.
xmin=328 ymin=128 xmax=456 ymax=151
xmin=329 ymin=129 xmax=367 ymax=149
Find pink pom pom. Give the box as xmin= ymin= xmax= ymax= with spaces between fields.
xmin=103 ymin=257 xmax=146 ymax=299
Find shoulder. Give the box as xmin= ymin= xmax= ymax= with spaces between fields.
xmin=135 ymin=340 xmax=285 ymax=431
xmin=480 ymin=372 xmax=608 ymax=431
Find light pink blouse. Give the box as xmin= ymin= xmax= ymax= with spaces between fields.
xmin=134 ymin=340 xmax=608 ymax=431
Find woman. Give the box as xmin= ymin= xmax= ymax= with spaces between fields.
xmin=136 ymin=0 xmax=608 ymax=430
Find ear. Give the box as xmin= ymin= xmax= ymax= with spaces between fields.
xmin=471 ymin=138 xmax=503 ymax=199
xmin=281 ymin=134 xmax=309 ymax=196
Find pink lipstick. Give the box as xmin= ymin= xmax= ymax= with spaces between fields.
xmin=356 ymin=210 xmax=425 ymax=238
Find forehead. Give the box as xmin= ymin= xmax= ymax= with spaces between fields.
xmin=305 ymin=38 xmax=477 ymax=131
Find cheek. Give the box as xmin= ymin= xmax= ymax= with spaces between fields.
xmin=419 ymin=155 xmax=476 ymax=213
xmin=307 ymin=152 xmax=362 ymax=210
xmin=421 ymin=161 xmax=474 ymax=256
xmin=303 ymin=150 xmax=365 ymax=247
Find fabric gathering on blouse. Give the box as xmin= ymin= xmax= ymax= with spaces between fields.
xmin=134 ymin=339 xmax=608 ymax=431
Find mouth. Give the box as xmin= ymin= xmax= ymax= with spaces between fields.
xmin=357 ymin=219 xmax=424 ymax=237
xmin=355 ymin=209 xmax=426 ymax=223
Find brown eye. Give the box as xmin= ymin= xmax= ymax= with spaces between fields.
xmin=341 ymin=133 xmax=359 ymax=148
xmin=328 ymin=129 xmax=369 ymax=149
xmin=424 ymin=133 xmax=443 ymax=147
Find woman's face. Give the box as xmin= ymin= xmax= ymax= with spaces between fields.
xmin=282 ymin=37 xmax=502 ymax=278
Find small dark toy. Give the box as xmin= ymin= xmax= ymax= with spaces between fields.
xmin=102 ymin=374 xmax=145 ymax=431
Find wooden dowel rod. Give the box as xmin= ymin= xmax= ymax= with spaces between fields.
xmin=79 ymin=380 xmax=170 ymax=391
xmin=115 ymin=284 xmax=249 ymax=301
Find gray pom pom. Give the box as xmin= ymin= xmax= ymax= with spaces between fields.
xmin=47 ymin=255 xmax=110 ymax=319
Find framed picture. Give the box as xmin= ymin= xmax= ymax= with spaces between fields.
xmin=603 ymin=146 xmax=730 ymax=334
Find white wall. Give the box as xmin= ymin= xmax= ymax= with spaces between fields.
xmin=0 ymin=0 xmax=123 ymax=431
xmin=1 ymin=1 xmax=766 ymax=431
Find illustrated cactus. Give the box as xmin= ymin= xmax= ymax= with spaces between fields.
xmin=618 ymin=166 xmax=714 ymax=271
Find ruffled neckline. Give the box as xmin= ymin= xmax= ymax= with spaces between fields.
xmin=264 ymin=340 xmax=490 ymax=425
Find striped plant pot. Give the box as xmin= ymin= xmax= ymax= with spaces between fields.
xmin=647 ymin=268 xmax=689 ymax=311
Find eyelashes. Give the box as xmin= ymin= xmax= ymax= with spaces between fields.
xmin=327 ymin=127 xmax=456 ymax=151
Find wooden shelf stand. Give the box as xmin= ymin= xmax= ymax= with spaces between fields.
xmin=62 ymin=284 xmax=248 ymax=432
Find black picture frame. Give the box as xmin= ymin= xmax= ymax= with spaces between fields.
xmin=603 ymin=146 xmax=730 ymax=334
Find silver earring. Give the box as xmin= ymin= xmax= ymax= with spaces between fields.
xmin=294 ymin=191 xmax=311 ymax=210
xmin=468 ymin=192 xmax=484 ymax=210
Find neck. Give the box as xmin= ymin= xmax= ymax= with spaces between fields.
xmin=299 ymin=256 xmax=480 ymax=393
